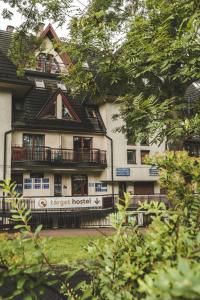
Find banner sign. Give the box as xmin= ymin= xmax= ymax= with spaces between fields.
xmin=34 ymin=196 xmax=103 ymax=209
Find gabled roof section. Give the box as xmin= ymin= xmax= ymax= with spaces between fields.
xmin=40 ymin=24 xmax=71 ymax=66
xmin=37 ymin=88 xmax=81 ymax=122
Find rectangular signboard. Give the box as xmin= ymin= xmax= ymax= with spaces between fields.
xmin=116 ymin=168 xmax=130 ymax=176
xmin=34 ymin=196 xmax=103 ymax=209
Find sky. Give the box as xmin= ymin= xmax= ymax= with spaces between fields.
xmin=0 ymin=0 xmax=88 ymax=37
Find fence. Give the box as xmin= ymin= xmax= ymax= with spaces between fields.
xmin=0 ymin=194 xmax=168 ymax=231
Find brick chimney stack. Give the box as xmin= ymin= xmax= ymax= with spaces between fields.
xmin=6 ymin=25 xmax=14 ymax=32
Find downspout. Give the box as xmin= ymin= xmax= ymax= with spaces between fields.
xmin=3 ymin=129 xmax=12 ymax=180
xmin=2 ymin=129 xmax=12 ymax=220
xmin=106 ymin=135 xmax=114 ymax=201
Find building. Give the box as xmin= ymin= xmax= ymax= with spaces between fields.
xmin=0 ymin=24 xmax=166 ymax=228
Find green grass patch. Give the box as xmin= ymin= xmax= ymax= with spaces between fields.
xmin=0 ymin=234 xmax=106 ymax=265
xmin=43 ymin=236 xmax=105 ymax=264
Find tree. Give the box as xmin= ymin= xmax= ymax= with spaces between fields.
xmin=62 ymin=0 xmax=200 ymax=145
xmin=2 ymin=0 xmax=200 ymax=144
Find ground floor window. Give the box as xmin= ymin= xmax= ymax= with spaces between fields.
xmin=12 ymin=173 xmax=23 ymax=194
xmin=54 ymin=175 xmax=62 ymax=196
xmin=72 ymin=175 xmax=88 ymax=196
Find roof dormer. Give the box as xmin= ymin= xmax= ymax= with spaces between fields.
xmin=37 ymin=89 xmax=81 ymax=122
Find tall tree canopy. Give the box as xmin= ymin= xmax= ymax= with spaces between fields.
xmin=64 ymin=0 xmax=200 ymax=145
xmin=2 ymin=0 xmax=200 ymax=145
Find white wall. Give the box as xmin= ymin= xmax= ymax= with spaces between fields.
xmin=0 ymin=90 xmax=12 ymax=182
xmin=12 ymin=131 xmax=106 ymax=150
xmin=99 ymin=102 xmax=166 ymax=193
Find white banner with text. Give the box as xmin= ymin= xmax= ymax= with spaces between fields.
xmin=34 ymin=196 xmax=103 ymax=209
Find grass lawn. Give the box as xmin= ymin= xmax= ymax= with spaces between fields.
xmin=0 ymin=234 xmax=106 ymax=265
xmin=43 ymin=236 xmax=105 ymax=264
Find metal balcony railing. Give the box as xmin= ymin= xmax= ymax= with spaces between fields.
xmin=12 ymin=146 xmax=107 ymax=166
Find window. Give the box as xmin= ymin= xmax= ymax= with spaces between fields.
xmin=95 ymin=182 xmax=107 ymax=192
xmin=23 ymin=134 xmax=44 ymax=148
xmin=72 ymin=175 xmax=88 ymax=196
xmin=87 ymin=108 xmax=97 ymax=118
xmin=36 ymin=53 xmax=60 ymax=73
xmin=23 ymin=177 xmax=49 ymax=190
xmin=57 ymin=82 xmax=67 ymax=91
xmin=54 ymin=175 xmax=62 ymax=196
xmin=12 ymin=173 xmax=23 ymax=194
xmin=23 ymin=134 xmax=45 ymax=160
xmin=62 ymin=104 xmax=73 ymax=119
xmin=34 ymin=184 xmax=41 ymax=189
xmin=35 ymin=79 xmax=45 ymax=89
xmin=127 ymin=150 xmax=136 ymax=164
xmin=73 ymin=137 xmax=92 ymax=150
xmin=141 ymin=150 xmax=150 ymax=164
xmin=38 ymin=91 xmax=80 ymax=122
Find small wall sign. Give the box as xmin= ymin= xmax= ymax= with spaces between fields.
xmin=149 ymin=166 xmax=159 ymax=176
xmin=116 ymin=168 xmax=130 ymax=176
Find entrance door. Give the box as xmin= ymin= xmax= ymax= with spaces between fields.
xmin=134 ymin=182 xmax=154 ymax=195
xmin=72 ymin=175 xmax=88 ymax=196
xmin=54 ymin=175 xmax=62 ymax=196
xmin=119 ymin=182 xmax=127 ymax=199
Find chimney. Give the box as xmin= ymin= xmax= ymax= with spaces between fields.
xmin=6 ymin=25 xmax=14 ymax=33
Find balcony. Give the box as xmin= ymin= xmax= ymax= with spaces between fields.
xmin=12 ymin=146 xmax=107 ymax=168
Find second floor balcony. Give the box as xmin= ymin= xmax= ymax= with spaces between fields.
xmin=12 ymin=146 xmax=107 ymax=169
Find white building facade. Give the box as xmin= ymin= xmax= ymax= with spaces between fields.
xmin=0 ymin=24 xmax=166 ymax=221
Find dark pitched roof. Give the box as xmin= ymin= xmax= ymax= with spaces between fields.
xmin=0 ymin=30 xmax=30 ymax=85
xmin=0 ymin=28 xmax=106 ymax=134
xmin=13 ymin=79 xmax=106 ymax=134
xmin=0 ymin=51 xmax=30 ymax=85
xmin=0 ymin=30 xmax=11 ymax=55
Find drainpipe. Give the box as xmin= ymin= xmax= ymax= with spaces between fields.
xmin=2 ymin=129 xmax=12 ymax=222
xmin=3 ymin=129 xmax=12 ymax=180
xmin=106 ymin=135 xmax=114 ymax=202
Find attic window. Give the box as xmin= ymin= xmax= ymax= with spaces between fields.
xmin=87 ymin=108 xmax=97 ymax=118
xmin=62 ymin=104 xmax=73 ymax=119
xmin=35 ymin=79 xmax=45 ymax=89
xmin=57 ymin=83 xmax=67 ymax=91
xmin=38 ymin=91 xmax=81 ymax=122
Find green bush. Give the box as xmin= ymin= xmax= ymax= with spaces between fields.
xmin=76 ymin=152 xmax=200 ymax=300
xmin=1 ymin=152 xmax=200 ymax=299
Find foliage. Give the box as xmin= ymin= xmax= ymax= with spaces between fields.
xmin=62 ymin=0 xmax=200 ymax=144
xmin=73 ymin=152 xmax=200 ymax=300
xmin=2 ymin=0 xmax=200 ymax=142
xmin=1 ymin=152 xmax=200 ymax=299
xmin=0 ymin=179 xmax=68 ymax=299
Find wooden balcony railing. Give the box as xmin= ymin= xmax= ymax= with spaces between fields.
xmin=12 ymin=146 xmax=107 ymax=166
